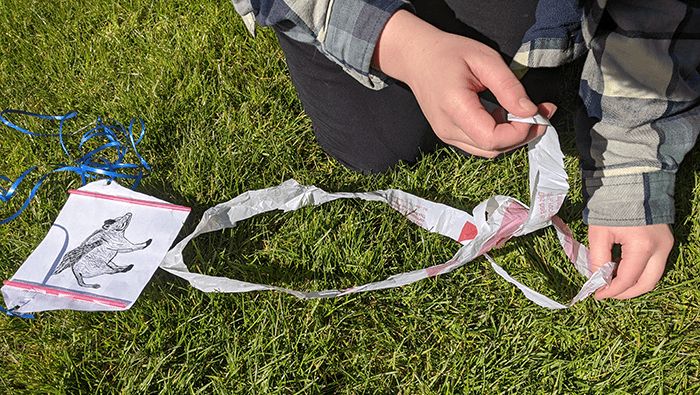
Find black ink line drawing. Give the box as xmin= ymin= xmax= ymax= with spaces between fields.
xmin=53 ymin=212 xmax=152 ymax=288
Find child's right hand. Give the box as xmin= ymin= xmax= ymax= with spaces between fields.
xmin=371 ymin=9 xmax=555 ymax=157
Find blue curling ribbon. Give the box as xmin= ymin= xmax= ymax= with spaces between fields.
xmin=0 ymin=109 xmax=151 ymax=225
xmin=0 ymin=305 xmax=34 ymax=319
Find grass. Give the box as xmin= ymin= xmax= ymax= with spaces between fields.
xmin=1 ymin=0 xmax=699 ymax=393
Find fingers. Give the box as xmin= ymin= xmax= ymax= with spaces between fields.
xmin=382 ymin=27 xmax=550 ymax=154
xmin=594 ymin=244 xmax=651 ymax=300
xmin=446 ymin=90 xmax=533 ymax=152
xmin=445 ymin=103 xmax=556 ymax=157
xmin=588 ymin=225 xmax=614 ymax=273
xmin=613 ymin=254 xmax=666 ymax=300
xmin=493 ymin=102 xmax=557 ymax=149
xmin=471 ymin=52 xmax=538 ymax=118
xmin=589 ymin=224 xmax=674 ymax=300
xmin=533 ymin=102 xmax=558 ymax=122
xmin=492 ymin=103 xmax=557 ymax=124
xmin=588 ymin=225 xmax=627 ymax=300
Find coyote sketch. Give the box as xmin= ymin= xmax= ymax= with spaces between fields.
xmin=53 ymin=212 xmax=152 ymax=288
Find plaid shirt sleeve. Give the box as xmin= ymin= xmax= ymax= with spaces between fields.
xmin=230 ymin=0 xmax=410 ymax=89
xmin=577 ymin=0 xmax=700 ymax=226
xmin=510 ymin=0 xmax=588 ymax=77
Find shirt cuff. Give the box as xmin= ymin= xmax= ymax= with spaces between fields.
xmin=582 ymin=170 xmax=676 ymax=227
xmin=321 ymin=0 xmax=410 ymax=89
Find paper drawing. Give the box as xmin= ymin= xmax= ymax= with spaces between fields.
xmin=2 ymin=180 xmax=190 ymax=313
xmin=52 ymin=212 xmax=152 ymax=288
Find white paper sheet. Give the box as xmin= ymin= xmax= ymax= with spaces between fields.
xmin=2 ymin=180 xmax=190 ymax=313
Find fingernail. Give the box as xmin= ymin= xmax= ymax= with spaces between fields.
xmin=519 ymin=97 xmax=536 ymax=112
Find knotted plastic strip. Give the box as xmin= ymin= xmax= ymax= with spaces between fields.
xmin=159 ymin=114 xmax=616 ymax=309
xmin=0 ymin=110 xmax=150 ymax=225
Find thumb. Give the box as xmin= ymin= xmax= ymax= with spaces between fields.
xmin=473 ymin=56 xmax=538 ymax=118
xmin=588 ymin=225 xmax=614 ymax=273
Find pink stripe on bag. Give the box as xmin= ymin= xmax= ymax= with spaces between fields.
xmin=69 ymin=189 xmax=190 ymax=212
xmin=477 ymin=202 xmax=529 ymax=256
xmin=3 ymin=280 xmax=128 ymax=308
xmin=425 ymin=259 xmax=457 ymax=277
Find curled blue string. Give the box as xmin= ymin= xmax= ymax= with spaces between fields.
xmin=0 ymin=109 xmax=151 ymax=225
xmin=0 ymin=305 xmax=34 ymax=319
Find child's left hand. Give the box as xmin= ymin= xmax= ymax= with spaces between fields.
xmin=588 ymin=224 xmax=674 ymax=300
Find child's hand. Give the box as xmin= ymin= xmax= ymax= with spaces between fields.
xmin=371 ymin=10 xmax=556 ymax=157
xmin=589 ymin=224 xmax=674 ymax=300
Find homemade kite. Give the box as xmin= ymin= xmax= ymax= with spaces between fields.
xmin=2 ymin=110 xmax=615 ymax=315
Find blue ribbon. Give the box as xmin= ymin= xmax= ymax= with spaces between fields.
xmin=0 ymin=305 xmax=34 ymax=319
xmin=1 ymin=109 xmax=151 ymax=225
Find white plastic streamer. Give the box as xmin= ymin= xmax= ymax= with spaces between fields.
xmin=159 ymin=114 xmax=615 ymax=309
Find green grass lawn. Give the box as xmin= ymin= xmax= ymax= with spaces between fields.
xmin=1 ymin=1 xmax=699 ymax=393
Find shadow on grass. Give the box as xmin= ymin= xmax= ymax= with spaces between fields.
xmin=664 ymin=140 xmax=700 ymax=275
xmin=482 ymin=228 xmax=584 ymax=303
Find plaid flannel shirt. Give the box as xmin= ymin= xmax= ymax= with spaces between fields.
xmin=232 ymin=0 xmax=700 ymax=227
xmin=230 ymin=0 xmax=409 ymax=89
xmin=577 ymin=0 xmax=700 ymax=226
